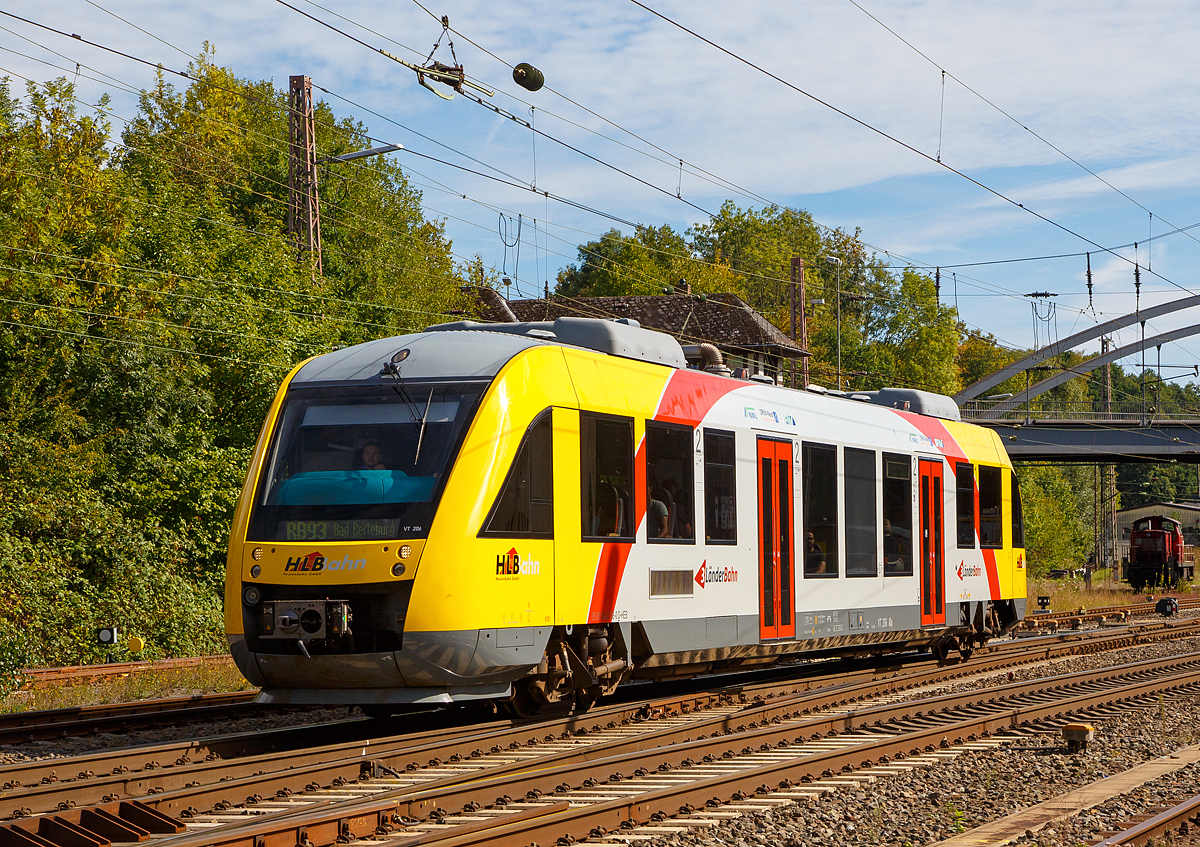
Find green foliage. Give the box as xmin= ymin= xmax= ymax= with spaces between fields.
xmin=1016 ymin=464 xmax=1092 ymax=575
xmin=0 ymin=56 xmax=469 ymax=669
xmin=555 ymin=202 xmax=962 ymax=393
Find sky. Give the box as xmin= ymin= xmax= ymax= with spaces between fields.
xmin=3 ymin=0 xmax=1200 ymax=385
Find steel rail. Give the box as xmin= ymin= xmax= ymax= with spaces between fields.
xmin=1092 ymin=793 xmax=1200 ymax=846
xmin=17 ymin=657 xmax=234 ymax=689
xmin=132 ymin=662 xmax=1200 ymax=847
xmin=5 ymin=616 xmax=1196 ymax=819
xmin=0 ymin=692 xmax=265 ymax=745
xmin=0 ymin=646 xmax=965 ymax=813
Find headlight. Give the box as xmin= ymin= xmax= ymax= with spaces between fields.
xmin=391 ymin=562 xmax=406 ymax=577
xmin=398 ymin=545 xmax=412 ymax=559
xmin=243 ymin=585 xmax=262 ymax=606
xmin=250 ymin=564 xmax=262 ymax=578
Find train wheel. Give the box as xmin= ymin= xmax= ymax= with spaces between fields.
xmin=931 ymin=641 xmax=950 ymax=663
xmin=500 ymin=680 xmax=545 ymax=719
xmin=573 ymin=686 xmax=600 ymax=714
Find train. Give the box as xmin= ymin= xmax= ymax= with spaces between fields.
xmin=1125 ymin=515 xmax=1194 ymax=591
xmin=224 ymin=316 xmax=1028 ymax=714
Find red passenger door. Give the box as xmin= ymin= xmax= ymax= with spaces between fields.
xmin=919 ymin=458 xmax=945 ymax=626
xmin=757 ymin=438 xmax=795 ymax=640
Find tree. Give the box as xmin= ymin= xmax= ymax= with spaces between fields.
xmin=0 ymin=56 xmax=471 ymax=670
xmin=1016 ymin=464 xmax=1091 ymax=576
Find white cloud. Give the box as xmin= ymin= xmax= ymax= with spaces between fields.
xmin=4 ymin=0 xmax=1200 ymax=348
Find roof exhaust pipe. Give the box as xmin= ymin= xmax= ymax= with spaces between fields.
xmin=683 ymin=343 xmax=731 ymax=377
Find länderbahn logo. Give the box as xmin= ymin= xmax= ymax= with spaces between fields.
xmin=694 ymin=560 xmax=738 ymax=588
xmin=496 ymin=547 xmax=540 ymax=579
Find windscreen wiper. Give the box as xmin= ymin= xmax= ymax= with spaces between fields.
xmin=379 ymin=360 xmax=423 ymax=422
xmin=413 ymin=389 xmax=433 ymax=467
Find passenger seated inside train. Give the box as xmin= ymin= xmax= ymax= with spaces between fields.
xmin=884 ymin=519 xmax=912 ymax=573
xmin=804 ymin=531 xmax=827 ymax=574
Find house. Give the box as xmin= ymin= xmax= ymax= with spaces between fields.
xmin=465 ymin=285 xmax=809 ymax=384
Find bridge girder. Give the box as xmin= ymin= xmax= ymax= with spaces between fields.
xmin=970 ymin=322 xmax=1200 ymax=414
xmin=955 ymin=293 xmax=1200 ymax=402
xmin=981 ymin=421 xmax=1200 ymax=463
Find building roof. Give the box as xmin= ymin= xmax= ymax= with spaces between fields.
xmin=464 ymin=288 xmax=809 ymax=359
xmin=1116 ymin=501 xmax=1200 ymax=517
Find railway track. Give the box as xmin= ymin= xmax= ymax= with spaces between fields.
xmin=5 ymin=616 xmax=1200 ymax=847
xmin=1092 ymin=792 xmax=1200 ymax=846
xmin=0 ymin=693 xmax=264 ymax=746
xmin=17 ymin=657 xmax=235 ymax=691
xmin=1021 ymin=594 xmax=1200 ymax=630
xmin=5 ymin=616 xmax=1193 ymax=818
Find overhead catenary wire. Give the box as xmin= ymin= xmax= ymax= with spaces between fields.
xmin=9 ymin=3 xmax=1182 ymax=327
xmin=0 ymin=316 xmax=286 ymax=369
xmin=284 ymin=0 xmax=1200 ymax=333
xmin=9 ymin=5 xmax=1186 ymax=373
xmin=10 ymin=12 xmax=1198 ymax=420
xmin=0 ymin=57 xmax=1104 ymax=362
xmin=0 ymin=61 xmax=522 ymax=300
xmin=842 ymin=0 xmax=1200 ymax=252
xmin=622 ymin=0 xmax=1196 ymax=298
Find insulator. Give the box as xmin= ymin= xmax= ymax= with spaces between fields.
xmin=513 ymin=63 xmax=544 ymax=91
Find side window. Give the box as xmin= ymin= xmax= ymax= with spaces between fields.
xmin=845 ymin=447 xmax=877 ymax=577
xmin=481 ymin=411 xmax=553 ymax=537
xmin=956 ymin=462 xmax=976 ymax=549
xmin=703 ymin=429 xmax=737 ymax=544
xmin=646 ymin=422 xmax=695 ymax=542
xmin=979 ymin=465 xmax=1003 ymax=548
xmin=581 ymin=414 xmax=634 ymax=540
xmin=1011 ymin=470 xmax=1025 ymax=548
xmin=803 ymin=442 xmax=838 ymax=578
xmin=883 ymin=453 xmax=913 ymax=576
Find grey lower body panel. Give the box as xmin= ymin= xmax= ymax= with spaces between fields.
xmin=227 ymin=627 xmax=552 ymax=702
xmin=636 ymin=604 xmax=951 ymax=669
xmin=227 ymin=599 xmax=1002 ymax=702
xmin=254 ymin=682 xmax=512 ymax=706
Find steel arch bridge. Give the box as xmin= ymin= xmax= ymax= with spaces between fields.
xmin=954 ymin=295 xmax=1200 ymax=462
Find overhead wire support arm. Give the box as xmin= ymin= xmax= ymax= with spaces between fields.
xmin=379 ymin=48 xmax=495 ymax=101
xmin=270 ymin=0 xmax=493 ymax=100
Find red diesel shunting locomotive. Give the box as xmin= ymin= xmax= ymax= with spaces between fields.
xmin=1126 ymin=515 xmax=1194 ymax=591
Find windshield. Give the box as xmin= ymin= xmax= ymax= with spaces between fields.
xmin=247 ymin=382 xmax=484 ymax=542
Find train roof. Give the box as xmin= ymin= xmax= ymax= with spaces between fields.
xmin=292 ymin=316 xmax=960 ymax=423
xmin=292 ymin=329 xmax=545 ymax=384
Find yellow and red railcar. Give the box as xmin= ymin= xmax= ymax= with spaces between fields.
xmin=225 ymin=317 xmax=1027 ymax=711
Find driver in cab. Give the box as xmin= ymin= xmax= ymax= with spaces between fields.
xmin=358 ymin=442 xmax=386 ymax=470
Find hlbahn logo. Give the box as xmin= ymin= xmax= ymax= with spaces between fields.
xmin=496 ymin=547 xmax=540 ymax=578
xmin=695 ymin=559 xmax=738 ymax=588
xmin=284 ymin=551 xmax=365 ymax=574
xmin=956 ymin=560 xmax=982 ymax=580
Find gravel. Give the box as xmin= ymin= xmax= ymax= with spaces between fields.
xmin=649 ymin=694 xmax=1200 ymax=847
xmin=0 ymin=706 xmax=360 ymax=765
xmin=618 ymin=631 xmax=1200 ymax=847
xmin=6 ymin=620 xmax=1200 ymax=847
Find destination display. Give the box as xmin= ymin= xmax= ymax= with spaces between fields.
xmin=281 ymin=519 xmax=401 ymax=541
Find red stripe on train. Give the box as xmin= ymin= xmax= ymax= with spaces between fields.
xmin=982 ymin=548 xmax=1001 ymax=597
xmin=654 ymin=368 xmax=743 ymax=427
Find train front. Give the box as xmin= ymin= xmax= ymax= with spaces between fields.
xmin=224 ymin=330 xmax=536 ymax=707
